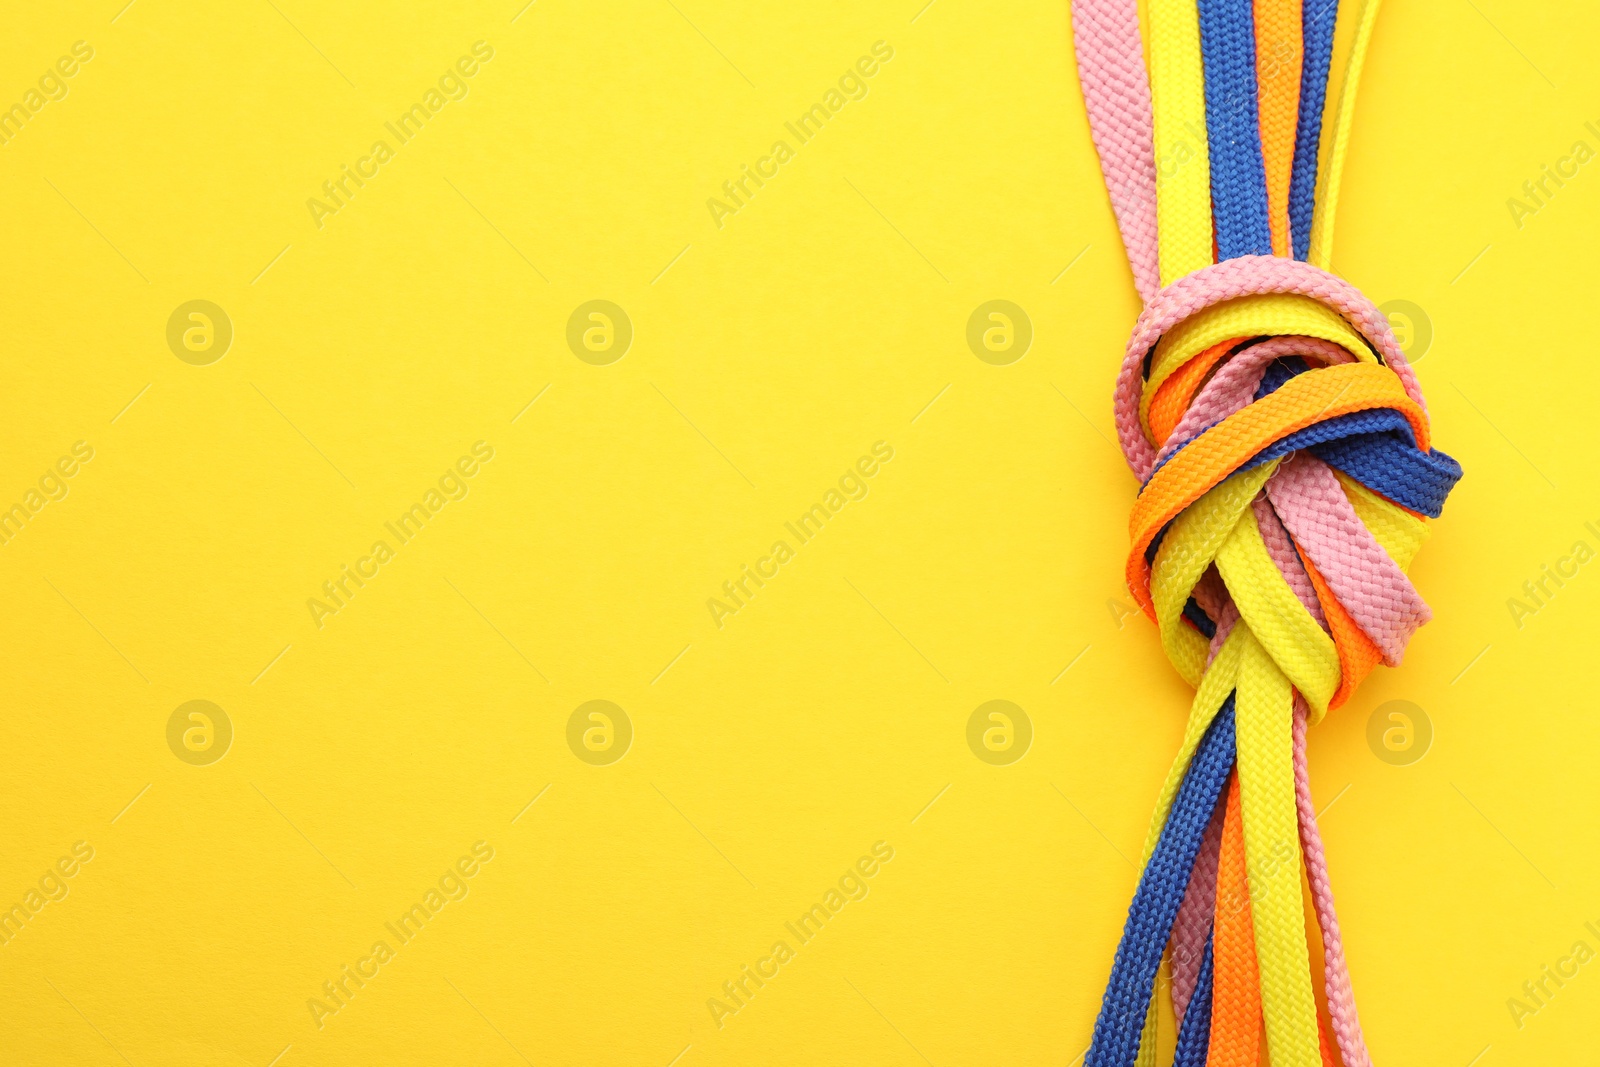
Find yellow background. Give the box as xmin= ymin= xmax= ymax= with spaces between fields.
xmin=2 ymin=1 xmax=1597 ymax=1064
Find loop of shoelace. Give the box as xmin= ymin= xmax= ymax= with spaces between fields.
xmin=1070 ymin=0 xmax=1462 ymax=1065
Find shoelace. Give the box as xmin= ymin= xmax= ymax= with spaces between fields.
xmin=1069 ymin=0 xmax=1463 ymax=1064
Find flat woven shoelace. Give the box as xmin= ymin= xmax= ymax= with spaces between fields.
xmin=1069 ymin=0 xmax=1463 ymax=1064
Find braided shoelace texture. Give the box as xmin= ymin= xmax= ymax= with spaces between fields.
xmin=1071 ymin=0 xmax=1463 ymax=1064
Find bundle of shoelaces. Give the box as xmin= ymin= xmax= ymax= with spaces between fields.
xmin=1071 ymin=0 xmax=1461 ymax=1063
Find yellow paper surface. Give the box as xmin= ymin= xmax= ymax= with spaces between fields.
xmin=1 ymin=2 xmax=1597 ymax=1064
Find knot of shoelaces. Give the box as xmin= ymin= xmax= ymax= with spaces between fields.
xmin=1070 ymin=0 xmax=1467 ymax=1062
xmin=1113 ymin=255 xmax=1462 ymax=722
